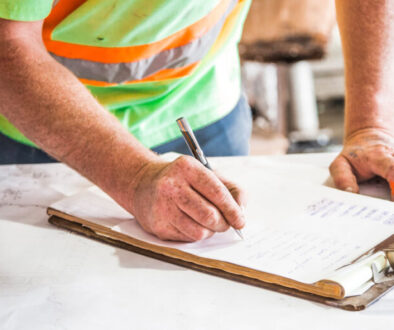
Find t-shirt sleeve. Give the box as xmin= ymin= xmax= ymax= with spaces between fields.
xmin=0 ymin=0 xmax=54 ymax=21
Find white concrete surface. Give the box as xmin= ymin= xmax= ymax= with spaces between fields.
xmin=1 ymin=154 xmax=393 ymax=330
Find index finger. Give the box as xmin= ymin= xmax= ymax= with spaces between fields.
xmin=186 ymin=162 xmax=245 ymax=229
xmin=329 ymin=155 xmax=359 ymax=193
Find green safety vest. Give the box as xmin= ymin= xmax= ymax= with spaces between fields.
xmin=0 ymin=0 xmax=251 ymax=148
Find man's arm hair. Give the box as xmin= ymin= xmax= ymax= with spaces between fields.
xmin=336 ymin=0 xmax=394 ymax=137
xmin=0 ymin=18 xmax=158 ymax=210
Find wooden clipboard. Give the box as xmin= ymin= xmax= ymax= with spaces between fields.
xmin=48 ymin=215 xmax=394 ymax=311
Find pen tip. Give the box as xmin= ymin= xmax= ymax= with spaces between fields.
xmin=235 ymin=229 xmax=244 ymax=240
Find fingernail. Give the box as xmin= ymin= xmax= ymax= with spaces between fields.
xmin=240 ymin=205 xmax=246 ymax=215
xmin=345 ymin=187 xmax=354 ymax=193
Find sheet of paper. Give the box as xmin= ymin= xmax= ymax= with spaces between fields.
xmin=50 ymin=162 xmax=394 ymax=287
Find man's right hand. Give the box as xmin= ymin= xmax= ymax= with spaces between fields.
xmin=128 ymin=156 xmax=246 ymax=242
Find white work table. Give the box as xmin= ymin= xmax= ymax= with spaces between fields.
xmin=1 ymin=153 xmax=393 ymax=330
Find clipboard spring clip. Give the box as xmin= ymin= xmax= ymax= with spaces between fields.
xmin=372 ymin=249 xmax=394 ymax=284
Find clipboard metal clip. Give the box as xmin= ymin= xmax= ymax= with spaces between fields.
xmin=372 ymin=249 xmax=394 ymax=284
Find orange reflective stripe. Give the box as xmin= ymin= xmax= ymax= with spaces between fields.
xmin=79 ymin=61 xmax=201 ymax=87
xmin=43 ymin=0 xmax=232 ymax=63
xmin=43 ymin=0 xmax=87 ymax=41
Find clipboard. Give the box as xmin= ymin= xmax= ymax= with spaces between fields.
xmin=47 ymin=213 xmax=394 ymax=312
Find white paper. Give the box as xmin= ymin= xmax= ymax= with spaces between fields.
xmin=3 ymin=157 xmax=394 ymax=329
xmin=325 ymin=252 xmax=389 ymax=296
xmin=50 ymin=164 xmax=394 ymax=289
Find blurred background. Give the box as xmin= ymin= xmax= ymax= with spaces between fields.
xmin=240 ymin=0 xmax=344 ymax=155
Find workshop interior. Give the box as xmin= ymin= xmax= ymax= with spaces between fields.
xmin=240 ymin=0 xmax=343 ymax=155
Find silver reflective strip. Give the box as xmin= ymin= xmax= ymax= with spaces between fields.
xmin=49 ymin=0 xmax=237 ymax=84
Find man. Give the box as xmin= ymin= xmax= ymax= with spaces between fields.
xmin=0 ymin=1 xmax=392 ymax=242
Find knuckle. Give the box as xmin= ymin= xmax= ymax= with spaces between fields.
xmin=192 ymin=228 xmax=208 ymax=241
xmin=157 ymin=176 xmax=176 ymax=194
xmin=200 ymin=207 xmax=218 ymax=226
xmin=215 ymin=187 xmax=230 ymax=205
xmin=175 ymin=155 xmax=195 ymax=170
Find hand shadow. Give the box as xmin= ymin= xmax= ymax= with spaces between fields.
xmin=324 ymin=175 xmax=391 ymax=200
xmin=114 ymin=247 xmax=185 ymax=271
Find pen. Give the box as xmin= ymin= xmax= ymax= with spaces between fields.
xmin=176 ymin=117 xmax=244 ymax=240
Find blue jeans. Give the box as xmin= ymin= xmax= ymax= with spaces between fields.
xmin=0 ymin=96 xmax=252 ymax=164
xmin=152 ymin=96 xmax=252 ymax=156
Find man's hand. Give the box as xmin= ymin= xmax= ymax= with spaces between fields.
xmin=330 ymin=128 xmax=394 ymax=195
xmin=129 ymin=156 xmax=246 ymax=242
xmin=333 ymin=1 xmax=394 ymax=198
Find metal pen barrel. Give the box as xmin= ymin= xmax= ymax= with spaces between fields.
xmin=176 ymin=117 xmax=211 ymax=169
xmin=176 ymin=117 xmax=243 ymax=239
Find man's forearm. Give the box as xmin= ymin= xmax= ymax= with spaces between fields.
xmin=336 ymin=0 xmax=394 ymax=137
xmin=0 ymin=19 xmax=247 ymax=242
xmin=0 ymin=24 xmax=158 ymax=211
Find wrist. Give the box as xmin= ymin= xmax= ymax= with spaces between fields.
xmin=344 ymin=126 xmax=394 ymax=143
xmin=345 ymin=125 xmax=394 ymax=142
xmin=344 ymin=93 xmax=394 ymax=138
xmin=125 ymin=157 xmax=161 ymax=215
xmin=95 ymin=147 xmax=162 ymax=213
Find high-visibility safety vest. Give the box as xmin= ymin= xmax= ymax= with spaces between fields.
xmin=0 ymin=0 xmax=251 ymax=148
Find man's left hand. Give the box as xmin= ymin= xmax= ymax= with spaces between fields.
xmin=329 ymin=128 xmax=394 ymax=199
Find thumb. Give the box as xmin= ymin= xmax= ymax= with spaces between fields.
xmin=329 ymin=155 xmax=359 ymax=193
